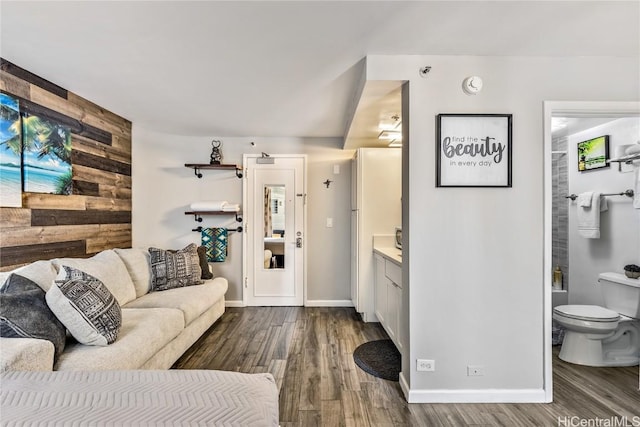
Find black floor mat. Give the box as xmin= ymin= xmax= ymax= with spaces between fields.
xmin=353 ymin=339 xmax=400 ymax=381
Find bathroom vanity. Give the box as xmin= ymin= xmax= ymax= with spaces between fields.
xmin=373 ymin=237 xmax=403 ymax=353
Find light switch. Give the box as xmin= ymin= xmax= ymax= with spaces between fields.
xmin=326 ymin=218 xmax=333 ymax=228
xmin=333 ymin=165 xmax=340 ymax=175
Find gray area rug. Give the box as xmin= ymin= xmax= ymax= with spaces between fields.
xmin=353 ymin=339 xmax=400 ymax=381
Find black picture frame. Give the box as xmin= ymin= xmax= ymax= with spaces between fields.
xmin=436 ymin=114 xmax=512 ymax=187
xmin=577 ymin=135 xmax=609 ymax=172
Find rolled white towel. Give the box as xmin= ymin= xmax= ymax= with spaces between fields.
xmin=190 ymin=201 xmax=228 ymax=211
xmin=626 ymin=144 xmax=640 ymax=156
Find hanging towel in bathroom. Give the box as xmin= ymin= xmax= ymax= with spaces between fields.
xmin=634 ymin=166 xmax=640 ymax=209
xmin=201 ymin=227 xmax=228 ymax=262
xmin=577 ymin=191 xmax=593 ymax=207
xmin=577 ymin=192 xmax=608 ymax=239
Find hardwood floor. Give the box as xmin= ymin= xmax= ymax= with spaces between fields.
xmin=173 ymin=307 xmax=640 ymax=426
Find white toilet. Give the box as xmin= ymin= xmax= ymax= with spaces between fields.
xmin=553 ymin=272 xmax=640 ymax=367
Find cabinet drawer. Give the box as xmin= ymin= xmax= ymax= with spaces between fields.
xmin=385 ymin=260 xmax=402 ymax=287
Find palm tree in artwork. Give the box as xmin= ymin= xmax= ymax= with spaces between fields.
xmin=1 ymin=94 xmax=72 ymax=195
xmin=21 ymin=115 xmax=72 ymax=164
xmin=22 ymin=115 xmax=73 ymax=195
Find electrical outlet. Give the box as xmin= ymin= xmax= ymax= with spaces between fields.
xmin=326 ymin=218 xmax=333 ymax=228
xmin=417 ymin=359 xmax=435 ymax=372
xmin=467 ymin=365 xmax=484 ymax=376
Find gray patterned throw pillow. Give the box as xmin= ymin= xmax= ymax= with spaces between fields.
xmin=46 ymin=266 xmax=122 ymax=346
xmin=148 ymin=243 xmax=203 ymax=292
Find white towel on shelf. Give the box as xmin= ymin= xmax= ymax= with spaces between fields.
xmin=577 ymin=192 xmax=608 ymax=239
xmin=221 ymin=203 xmax=240 ymax=212
xmin=190 ymin=201 xmax=229 ymax=211
xmin=577 ymin=192 xmax=593 ymax=207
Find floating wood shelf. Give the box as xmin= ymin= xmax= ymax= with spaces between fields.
xmin=184 ymin=163 xmax=243 ymax=178
xmin=185 ymin=211 xmax=243 ymax=223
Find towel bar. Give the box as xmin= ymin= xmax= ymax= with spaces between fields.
xmin=565 ymin=189 xmax=634 ymax=201
xmin=192 ymin=226 xmax=243 ymax=233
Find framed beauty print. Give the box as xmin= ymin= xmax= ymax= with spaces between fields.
xmin=436 ymin=114 xmax=512 ymax=187
xmin=577 ymin=135 xmax=609 ymax=172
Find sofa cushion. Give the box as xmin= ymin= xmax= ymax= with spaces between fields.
xmin=124 ymin=277 xmax=228 ymax=326
xmin=197 ymin=246 xmax=214 ymax=280
xmin=54 ymin=308 xmax=184 ymax=370
xmin=148 ymin=244 xmax=203 ymax=292
xmin=52 ymin=250 xmax=136 ymax=306
xmin=0 ymin=274 xmax=66 ymax=359
xmin=47 ymin=267 xmax=122 ymax=346
xmin=113 ymin=247 xmax=151 ymax=298
xmin=0 ymin=261 xmax=57 ymax=292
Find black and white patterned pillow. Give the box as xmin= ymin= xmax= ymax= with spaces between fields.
xmin=0 ymin=274 xmax=67 ymax=359
xmin=148 ymin=243 xmax=203 ymax=292
xmin=45 ymin=266 xmax=122 ymax=346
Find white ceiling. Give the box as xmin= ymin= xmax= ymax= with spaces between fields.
xmin=1 ymin=1 xmax=638 ymax=140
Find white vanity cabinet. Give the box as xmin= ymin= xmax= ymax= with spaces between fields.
xmin=373 ymin=250 xmax=403 ymax=353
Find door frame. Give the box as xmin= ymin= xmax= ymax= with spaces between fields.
xmin=542 ymin=100 xmax=640 ymax=402
xmin=242 ymin=154 xmax=308 ymax=307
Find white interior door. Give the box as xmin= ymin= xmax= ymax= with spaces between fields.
xmin=243 ymin=156 xmax=306 ymax=306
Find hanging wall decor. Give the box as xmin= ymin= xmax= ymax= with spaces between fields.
xmin=22 ymin=110 xmax=72 ymax=195
xmin=577 ymin=135 xmax=609 ymax=172
xmin=436 ymin=113 xmax=512 ymax=187
xmin=0 ymin=93 xmax=22 ymax=207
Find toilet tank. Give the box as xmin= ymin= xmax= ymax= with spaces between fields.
xmin=599 ymin=272 xmax=640 ymax=319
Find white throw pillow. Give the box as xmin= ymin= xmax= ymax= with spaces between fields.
xmin=113 ymin=248 xmax=151 ymax=298
xmin=46 ymin=266 xmax=122 ymax=346
xmin=52 ymin=250 xmax=136 ymax=306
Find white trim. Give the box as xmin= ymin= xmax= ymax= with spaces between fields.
xmin=542 ymin=101 xmax=640 ymax=404
xmin=405 ymin=388 xmax=548 ymax=404
xmin=225 ymin=300 xmax=244 ymax=308
xmin=305 ymin=299 xmax=354 ymax=307
xmin=399 ymin=372 xmax=410 ymax=401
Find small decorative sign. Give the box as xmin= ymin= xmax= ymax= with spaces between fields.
xmin=577 ymin=135 xmax=609 ymax=172
xmin=436 ymin=114 xmax=512 ymax=187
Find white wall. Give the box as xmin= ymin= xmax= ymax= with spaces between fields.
xmin=567 ymin=118 xmax=640 ymax=305
xmin=131 ymin=130 xmax=354 ymax=304
xmin=366 ymin=55 xmax=639 ymax=401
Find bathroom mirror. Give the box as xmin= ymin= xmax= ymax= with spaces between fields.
xmin=263 ymin=185 xmax=285 ymax=269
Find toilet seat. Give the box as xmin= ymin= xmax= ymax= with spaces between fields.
xmin=553 ymin=305 xmax=620 ymax=322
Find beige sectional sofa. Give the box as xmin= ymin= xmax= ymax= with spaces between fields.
xmin=0 ymin=247 xmax=228 ymax=372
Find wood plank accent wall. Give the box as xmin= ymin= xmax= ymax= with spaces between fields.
xmin=0 ymin=58 xmax=132 ymax=271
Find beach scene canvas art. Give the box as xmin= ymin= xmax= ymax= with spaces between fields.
xmin=0 ymin=93 xmax=22 ymax=207
xmin=22 ymin=109 xmax=73 ymax=195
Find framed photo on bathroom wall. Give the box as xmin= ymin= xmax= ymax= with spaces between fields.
xmin=577 ymin=135 xmax=610 ymax=172
xmin=436 ymin=114 xmax=512 ymax=187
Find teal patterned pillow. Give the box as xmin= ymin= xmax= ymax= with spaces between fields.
xmin=46 ymin=266 xmax=122 ymax=346
xmin=148 ymin=244 xmax=203 ymax=292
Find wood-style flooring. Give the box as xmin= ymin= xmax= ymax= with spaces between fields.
xmin=173 ymin=307 xmax=640 ymax=426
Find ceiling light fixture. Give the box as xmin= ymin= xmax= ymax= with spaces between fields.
xmin=378 ymin=114 xmax=402 ymax=131
xmin=378 ymin=130 xmax=402 ymax=140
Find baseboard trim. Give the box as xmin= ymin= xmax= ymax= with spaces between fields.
xmin=405 ymin=388 xmax=547 ymax=403
xmin=399 ymin=372 xmax=410 ymax=400
xmin=305 ymin=299 xmax=354 ymax=307
xmin=225 ymin=300 xmax=244 ymax=308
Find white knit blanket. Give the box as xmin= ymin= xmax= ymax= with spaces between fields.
xmin=1 ymin=370 xmax=279 ymax=426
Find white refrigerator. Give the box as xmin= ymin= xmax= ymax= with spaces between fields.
xmin=351 ymin=148 xmax=402 ymax=322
